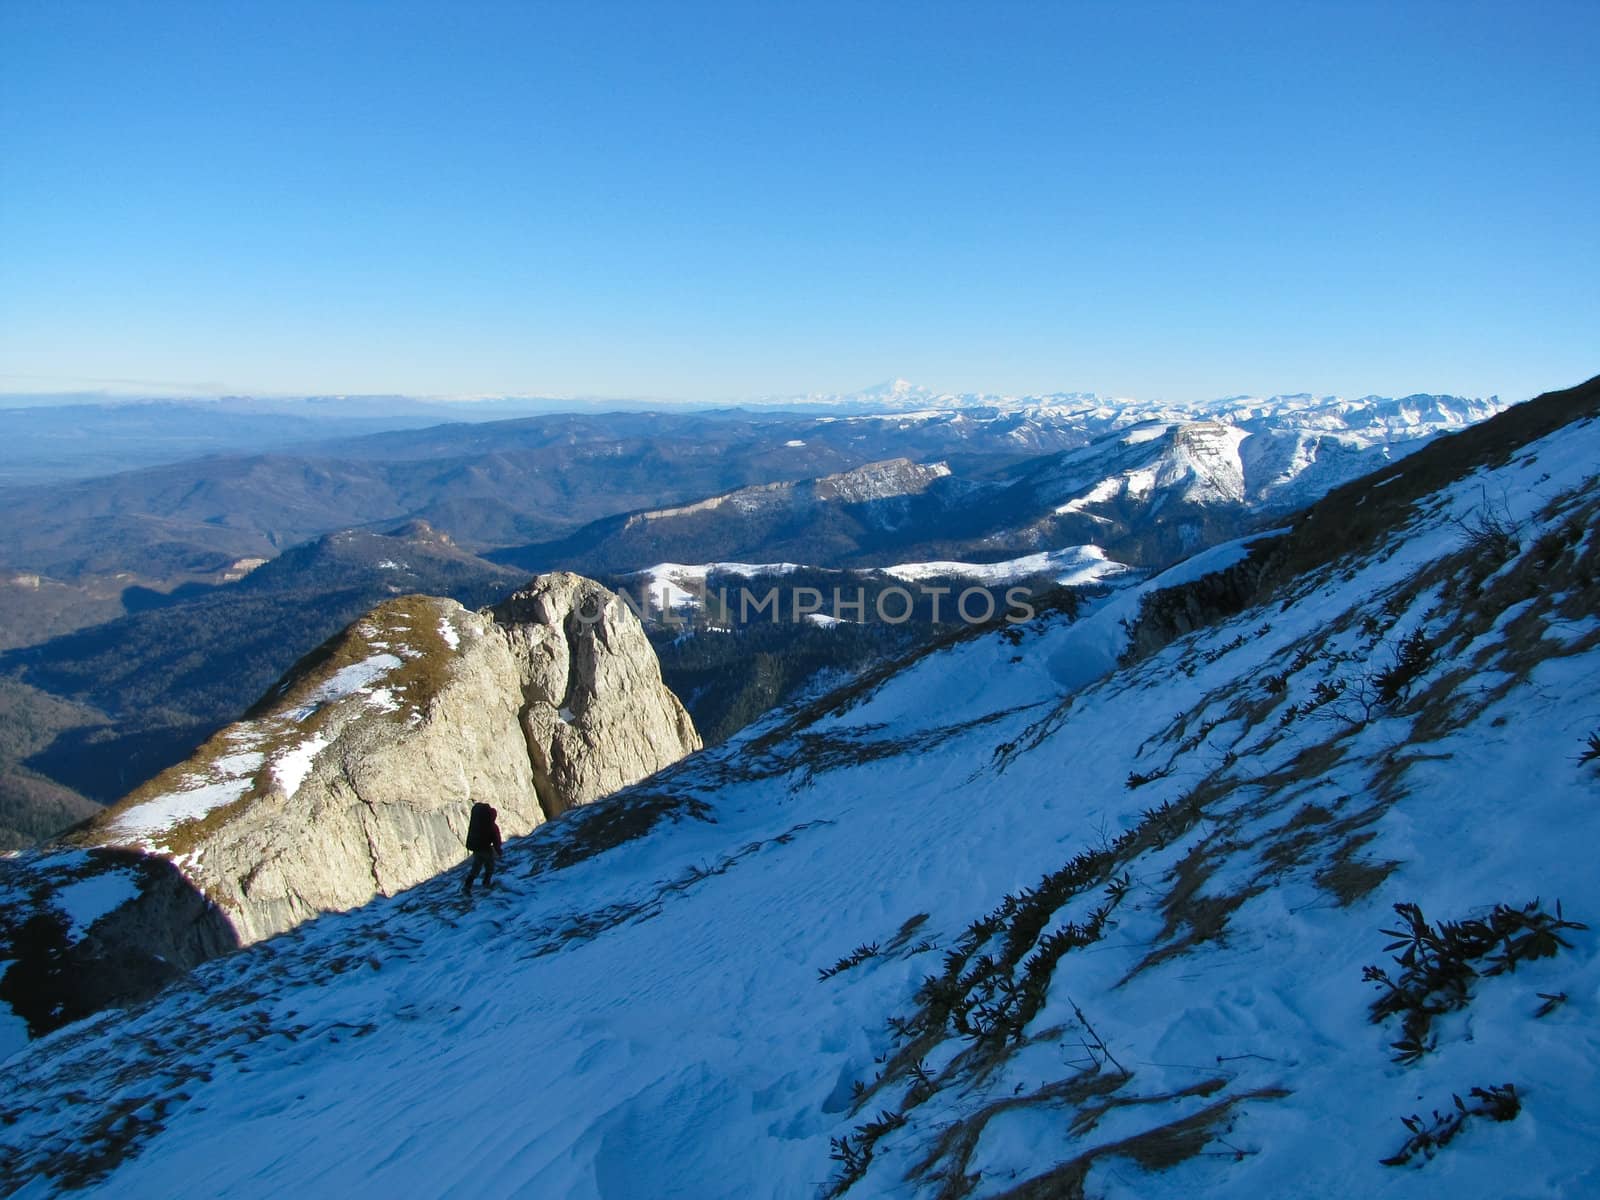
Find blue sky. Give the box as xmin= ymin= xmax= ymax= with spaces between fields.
xmin=1 ymin=1 xmax=1595 ymax=404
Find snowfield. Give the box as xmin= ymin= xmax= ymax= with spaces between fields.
xmin=881 ymin=544 xmax=1127 ymax=587
xmin=46 ymin=867 xmax=141 ymax=939
xmin=105 ymin=750 xmax=267 ymax=844
xmin=2 ymin=401 xmax=1597 ymax=1198
xmin=628 ymin=549 xmax=1130 ymax=621
xmin=270 ymin=732 xmax=331 ymax=801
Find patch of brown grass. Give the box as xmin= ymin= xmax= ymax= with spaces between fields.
xmin=906 ymin=1067 xmax=1132 ymax=1200
xmin=1315 ymin=833 xmax=1398 ymax=906
xmin=523 ymin=789 xmax=715 ymax=873
xmin=985 ymin=1086 xmax=1291 ymax=1200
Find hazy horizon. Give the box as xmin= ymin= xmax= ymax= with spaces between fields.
xmin=0 ymin=373 xmax=1534 ymax=413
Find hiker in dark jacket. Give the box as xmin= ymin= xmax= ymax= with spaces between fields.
xmin=463 ymin=802 xmax=503 ymax=894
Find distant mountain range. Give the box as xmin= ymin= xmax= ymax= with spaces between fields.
xmin=496 ymin=393 xmax=1503 ymax=578
xmin=0 ymin=395 xmax=604 ymax=485
xmin=0 ymin=407 xmax=1074 ymax=589
xmin=0 ymin=385 xmax=1507 ymax=845
xmin=765 ymin=377 xmax=1502 ymax=419
xmin=0 ymin=383 xmax=1501 ymax=484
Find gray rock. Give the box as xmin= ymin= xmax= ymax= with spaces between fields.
xmin=491 ymin=575 xmax=701 ymax=818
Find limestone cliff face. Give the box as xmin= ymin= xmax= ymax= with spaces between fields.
xmin=110 ymin=573 xmax=700 ymax=946
xmin=490 ymin=577 xmax=701 ymax=818
xmin=0 ymin=574 xmax=699 ymax=1036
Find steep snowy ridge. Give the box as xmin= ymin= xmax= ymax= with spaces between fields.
xmin=814 ymin=460 xmax=952 ymax=504
xmin=1043 ymin=420 xmax=1249 ymax=510
xmin=1030 ymin=398 xmax=1495 ymax=522
xmin=1 ymin=381 xmax=1593 ymax=1199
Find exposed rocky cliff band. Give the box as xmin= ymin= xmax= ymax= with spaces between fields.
xmin=0 ymin=573 xmax=699 ymax=1035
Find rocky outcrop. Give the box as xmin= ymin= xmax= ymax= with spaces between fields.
xmin=0 ymin=573 xmax=699 ymax=1036
xmin=490 ymin=576 xmax=700 ymax=818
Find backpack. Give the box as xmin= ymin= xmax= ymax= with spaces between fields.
xmin=465 ymin=802 xmax=494 ymax=852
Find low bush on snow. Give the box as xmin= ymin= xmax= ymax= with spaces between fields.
xmin=1363 ymin=899 xmax=1587 ymax=1065
xmin=1380 ymin=1083 xmax=1521 ymax=1167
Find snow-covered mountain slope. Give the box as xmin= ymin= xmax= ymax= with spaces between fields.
xmin=2 ymin=379 xmax=1595 ymax=1199
xmin=1020 ymin=393 xmax=1503 ymax=518
xmin=1029 ymin=420 xmax=1251 ymax=514
xmin=850 ymin=390 xmax=1505 ymax=521
xmin=879 ymin=544 xmax=1126 ymax=588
